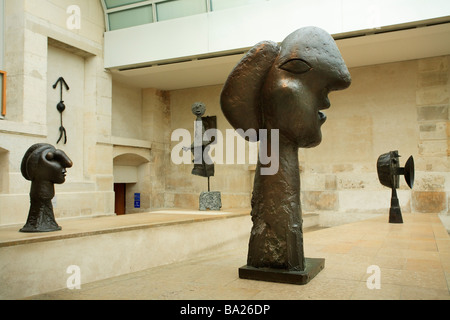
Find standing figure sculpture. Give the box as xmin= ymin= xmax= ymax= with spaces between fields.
xmin=20 ymin=143 xmax=73 ymax=233
xmin=221 ymin=26 xmax=351 ymax=284
xmin=183 ymin=102 xmax=222 ymax=211
xmin=184 ymin=102 xmax=215 ymax=181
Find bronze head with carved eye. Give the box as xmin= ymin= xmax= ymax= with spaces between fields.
xmin=221 ymin=26 xmax=351 ymax=148
xmin=21 ymin=143 xmax=73 ymax=186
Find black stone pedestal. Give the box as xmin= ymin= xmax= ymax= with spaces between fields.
xmin=239 ymin=258 xmax=325 ymax=285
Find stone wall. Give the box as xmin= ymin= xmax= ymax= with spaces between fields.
xmin=301 ymin=56 xmax=449 ymax=226
xmin=162 ymin=56 xmax=449 ymax=226
xmin=413 ymin=56 xmax=449 ymax=215
xmin=165 ymin=85 xmax=253 ymax=210
xmin=0 ymin=0 xmax=114 ymax=226
xmin=110 ymin=84 xmax=171 ymax=214
xmin=0 ymin=0 xmax=448 ymax=228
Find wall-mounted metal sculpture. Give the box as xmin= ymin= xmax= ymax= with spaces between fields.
xmin=53 ymin=77 xmax=70 ymax=144
xmin=183 ymin=102 xmax=221 ymax=210
xmin=377 ymin=151 xmax=414 ymax=223
xmin=20 ymin=143 xmax=73 ymax=233
xmin=221 ymin=26 xmax=351 ymax=285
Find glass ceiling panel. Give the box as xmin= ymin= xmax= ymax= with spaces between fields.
xmin=156 ymin=0 xmax=207 ymax=21
xmin=104 ymin=0 xmax=147 ymax=10
xmin=109 ymin=5 xmax=153 ymax=30
xmin=103 ymin=0 xmax=275 ymax=31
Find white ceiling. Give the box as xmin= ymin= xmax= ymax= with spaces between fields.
xmin=110 ymin=22 xmax=450 ymax=91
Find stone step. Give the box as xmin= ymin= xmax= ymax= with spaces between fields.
xmin=303 ymin=213 xmax=320 ymax=229
xmin=0 ymin=209 xmax=252 ymax=299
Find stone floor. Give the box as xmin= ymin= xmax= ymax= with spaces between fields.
xmin=26 ymin=212 xmax=450 ymax=301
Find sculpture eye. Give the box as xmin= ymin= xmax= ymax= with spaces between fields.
xmin=279 ymin=59 xmax=312 ymax=74
xmin=46 ymin=152 xmax=54 ymax=161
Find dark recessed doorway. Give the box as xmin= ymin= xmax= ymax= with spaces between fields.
xmin=114 ymin=183 xmax=126 ymax=215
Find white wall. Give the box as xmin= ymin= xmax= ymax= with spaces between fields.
xmin=112 ymin=80 xmax=143 ymax=140
xmin=0 ymin=0 xmax=4 ymax=70
xmin=104 ymin=0 xmax=450 ymax=69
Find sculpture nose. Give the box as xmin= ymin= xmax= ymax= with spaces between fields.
xmin=329 ymin=69 xmax=352 ymax=91
xmin=54 ymin=150 xmax=73 ymax=168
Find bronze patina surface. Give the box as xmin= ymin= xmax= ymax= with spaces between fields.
xmin=20 ymin=143 xmax=73 ymax=233
xmin=221 ymin=26 xmax=351 ymax=284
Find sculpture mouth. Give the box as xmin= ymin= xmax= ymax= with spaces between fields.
xmin=318 ymin=111 xmax=327 ymax=123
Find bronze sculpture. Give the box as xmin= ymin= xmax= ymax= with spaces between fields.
xmin=53 ymin=77 xmax=70 ymax=145
xmin=377 ymin=151 xmax=414 ymax=223
xmin=221 ymin=26 xmax=351 ymax=284
xmin=184 ymin=102 xmax=215 ymax=181
xmin=20 ymin=143 xmax=73 ymax=232
xmin=183 ymin=102 xmax=221 ymax=210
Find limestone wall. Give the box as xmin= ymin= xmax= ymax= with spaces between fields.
xmin=166 ymin=85 xmax=253 ymax=210
xmin=306 ymin=56 xmax=449 ymax=225
xmin=0 ymin=0 xmax=114 ymax=226
xmin=164 ymin=56 xmax=450 ymax=226
xmin=0 ymin=0 xmax=448 ymax=228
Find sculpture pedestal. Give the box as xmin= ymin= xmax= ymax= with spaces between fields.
xmin=199 ymin=191 xmax=222 ymax=211
xmin=389 ymin=188 xmax=403 ymax=224
xmin=20 ymin=198 xmax=62 ymax=233
xmin=239 ymin=258 xmax=325 ymax=285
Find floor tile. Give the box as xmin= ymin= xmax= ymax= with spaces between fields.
xmin=350 ymin=282 xmax=402 ymax=300
xmin=22 ymin=212 xmax=450 ymax=300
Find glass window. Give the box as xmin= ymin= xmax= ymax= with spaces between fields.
xmin=211 ymin=0 xmax=267 ymax=11
xmin=156 ymin=0 xmax=207 ymax=21
xmin=109 ymin=5 xmax=153 ymax=30
xmin=104 ymin=0 xmax=147 ymax=10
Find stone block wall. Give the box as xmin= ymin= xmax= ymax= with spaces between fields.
xmin=0 ymin=0 xmax=115 ymax=226
xmin=414 ymin=56 xmax=449 ymax=215
xmin=158 ymin=56 xmax=449 ymax=224
xmin=297 ymin=56 xmax=449 ymax=226
xmin=0 ymin=0 xmax=448 ymax=228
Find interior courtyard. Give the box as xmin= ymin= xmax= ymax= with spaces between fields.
xmin=0 ymin=0 xmax=449 ymax=301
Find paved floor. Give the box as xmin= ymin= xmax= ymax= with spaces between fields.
xmin=26 ymin=212 xmax=450 ymax=300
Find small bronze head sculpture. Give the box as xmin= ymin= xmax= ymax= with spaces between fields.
xmin=192 ymin=101 xmax=206 ymax=118
xmin=221 ymin=26 xmax=351 ymax=284
xmin=20 ymin=143 xmax=73 ymax=233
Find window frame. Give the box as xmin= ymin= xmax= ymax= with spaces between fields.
xmin=101 ymin=0 xmax=212 ymax=31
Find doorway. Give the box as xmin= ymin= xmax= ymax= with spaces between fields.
xmin=114 ymin=183 xmax=126 ymax=215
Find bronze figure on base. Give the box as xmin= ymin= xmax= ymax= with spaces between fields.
xmin=183 ymin=102 xmax=221 ymax=211
xmin=221 ymin=26 xmax=351 ymax=284
xmin=20 ymin=143 xmax=73 ymax=233
xmin=377 ymin=150 xmax=414 ymax=224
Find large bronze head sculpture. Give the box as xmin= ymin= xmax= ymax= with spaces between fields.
xmin=20 ymin=143 xmax=73 ymax=233
xmin=221 ymin=26 xmax=351 ymax=284
xmin=221 ymin=26 xmax=351 ymax=146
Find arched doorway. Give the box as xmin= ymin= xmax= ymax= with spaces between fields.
xmin=113 ymin=152 xmax=150 ymax=215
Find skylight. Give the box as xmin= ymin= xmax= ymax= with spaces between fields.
xmin=101 ymin=0 xmax=269 ymax=31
